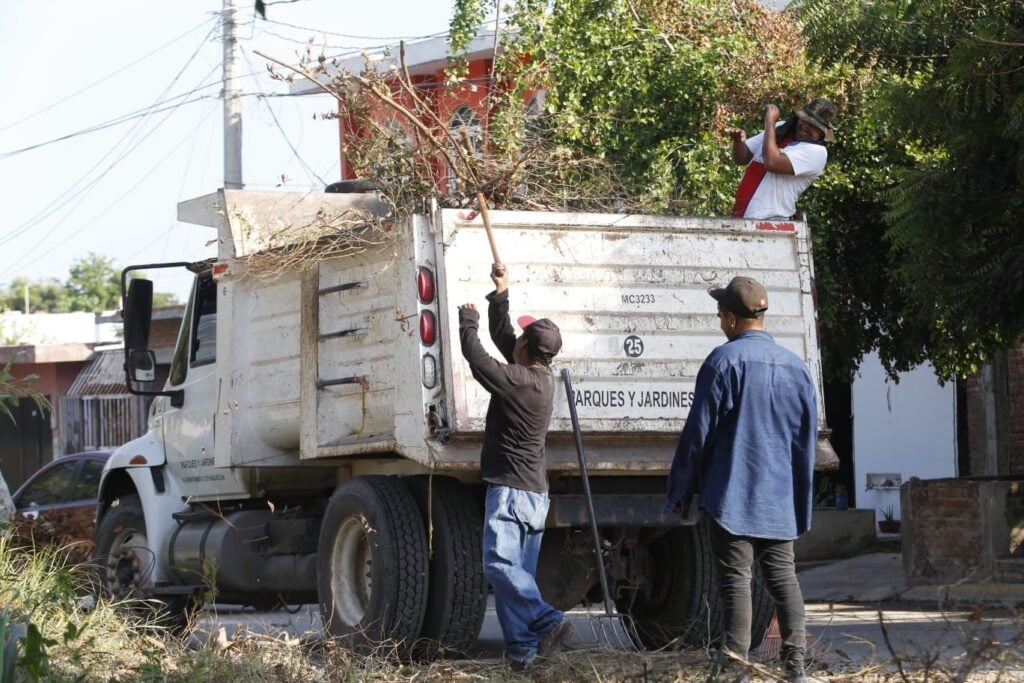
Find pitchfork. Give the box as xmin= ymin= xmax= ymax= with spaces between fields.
xmin=560 ymin=369 xmax=641 ymax=651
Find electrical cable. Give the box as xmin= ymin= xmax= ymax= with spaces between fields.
xmin=0 ymin=15 xmax=218 ymax=135
xmin=2 ymin=102 xmax=221 ymax=280
xmin=124 ymin=100 xmax=218 ymax=264
xmin=241 ymin=47 xmax=326 ymax=185
xmin=0 ymin=25 xmax=222 ymax=246
xmin=259 ymin=18 xmax=449 ymax=42
xmin=0 ymin=24 xmax=221 ymax=248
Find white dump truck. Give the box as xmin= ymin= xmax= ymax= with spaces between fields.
xmin=96 ymin=187 xmax=834 ymax=655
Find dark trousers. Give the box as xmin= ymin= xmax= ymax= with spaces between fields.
xmin=708 ymin=520 xmax=806 ymax=670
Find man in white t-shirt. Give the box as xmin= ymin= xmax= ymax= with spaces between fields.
xmin=728 ymin=99 xmax=837 ymax=220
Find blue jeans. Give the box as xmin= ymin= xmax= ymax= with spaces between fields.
xmin=483 ymin=485 xmax=563 ymax=664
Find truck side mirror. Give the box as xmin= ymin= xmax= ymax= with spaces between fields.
xmin=124 ymin=278 xmax=153 ymax=351
xmin=128 ymin=349 xmax=157 ymax=383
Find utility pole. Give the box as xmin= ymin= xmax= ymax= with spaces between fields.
xmin=223 ymin=0 xmax=243 ymax=189
xmin=23 ymin=282 xmax=29 ymax=314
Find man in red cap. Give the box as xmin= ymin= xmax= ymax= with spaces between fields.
xmin=729 ymin=98 xmax=837 ymax=220
xmin=665 ymin=276 xmax=818 ymax=683
xmin=458 ymin=263 xmax=573 ymax=672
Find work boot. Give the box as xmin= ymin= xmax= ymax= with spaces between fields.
xmin=537 ymin=619 xmax=575 ymax=657
xmin=705 ymin=667 xmax=749 ymax=683
xmin=706 ymin=651 xmax=750 ymax=683
xmin=508 ymin=656 xmax=534 ymax=673
xmin=784 ymin=662 xmax=819 ymax=683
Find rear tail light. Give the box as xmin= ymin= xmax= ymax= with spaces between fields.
xmin=422 ymin=354 xmax=437 ymax=388
xmin=417 ymin=267 xmax=435 ymax=303
xmin=420 ymin=310 xmax=436 ymax=345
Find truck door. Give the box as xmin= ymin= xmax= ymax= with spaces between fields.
xmin=160 ymin=273 xmax=249 ymax=500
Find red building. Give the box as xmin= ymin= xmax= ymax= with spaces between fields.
xmin=290 ymin=30 xmax=539 ymax=187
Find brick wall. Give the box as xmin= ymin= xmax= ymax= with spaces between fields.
xmin=903 ymin=476 xmax=1024 ymax=584
xmin=962 ymin=340 xmax=1024 ymax=476
xmin=902 ymin=477 xmax=985 ymax=583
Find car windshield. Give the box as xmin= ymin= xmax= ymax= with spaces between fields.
xmin=72 ymin=460 xmax=104 ymax=501
xmin=17 ymin=461 xmax=78 ymax=507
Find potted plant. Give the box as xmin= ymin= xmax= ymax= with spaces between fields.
xmin=834 ymin=484 xmax=848 ymax=510
xmin=878 ymin=505 xmax=901 ymax=534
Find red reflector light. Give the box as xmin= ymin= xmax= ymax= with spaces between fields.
xmin=128 ymin=455 xmax=148 ymax=465
xmin=420 ymin=310 xmax=437 ymax=345
xmin=417 ymin=266 xmax=435 ymax=303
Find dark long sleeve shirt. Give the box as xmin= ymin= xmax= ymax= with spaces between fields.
xmin=458 ymin=290 xmax=553 ymax=493
xmin=665 ymin=330 xmax=817 ymax=540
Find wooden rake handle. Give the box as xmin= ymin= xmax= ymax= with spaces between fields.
xmin=476 ymin=191 xmax=501 ymax=265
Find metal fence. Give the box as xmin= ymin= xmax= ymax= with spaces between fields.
xmin=58 ymin=395 xmax=151 ymax=454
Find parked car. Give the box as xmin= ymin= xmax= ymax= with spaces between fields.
xmin=11 ymin=451 xmax=112 ymax=562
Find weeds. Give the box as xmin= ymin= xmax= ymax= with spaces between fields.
xmin=2 ymin=533 xmax=1023 ymax=681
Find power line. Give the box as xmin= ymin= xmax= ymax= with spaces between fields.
xmin=259 ymin=17 xmax=448 ymax=42
xmin=0 ymin=24 xmax=221 ymax=247
xmin=256 ymin=27 xmax=401 ymax=53
xmin=242 ymin=47 xmax=326 ymax=185
xmin=0 ymin=15 xmax=218 ymax=135
xmin=2 ymin=102 xmax=221 ymax=280
xmin=0 ymin=95 xmax=220 ymax=161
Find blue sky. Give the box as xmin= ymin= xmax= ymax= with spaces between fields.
xmin=0 ymin=0 xmax=460 ymax=301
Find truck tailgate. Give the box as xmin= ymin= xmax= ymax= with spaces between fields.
xmin=435 ymin=210 xmax=822 ymax=469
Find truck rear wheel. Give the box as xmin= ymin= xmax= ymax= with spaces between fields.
xmin=618 ymin=524 xmax=717 ymax=649
xmin=618 ymin=523 xmax=774 ymax=651
xmin=404 ymin=475 xmax=486 ymax=659
xmin=317 ymin=476 xmax=428 ymax=657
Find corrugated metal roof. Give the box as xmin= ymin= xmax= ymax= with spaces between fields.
xmin=65 ymin=350 xmax=127 ymax=396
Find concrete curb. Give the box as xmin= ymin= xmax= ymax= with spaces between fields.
xmin=900 ymin=583 xmax=1024 ymax=607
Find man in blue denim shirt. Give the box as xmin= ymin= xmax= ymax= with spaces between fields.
xmin=458 ymin=263 xmax=575 ymax=671
xmin=665 ymin=276 xmax=817 ymax=683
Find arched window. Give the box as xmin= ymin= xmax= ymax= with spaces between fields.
xmin=449 ymin=106 xmax=482 ymax=151
xmin=447 ymin=106 xmax=481 ymax=193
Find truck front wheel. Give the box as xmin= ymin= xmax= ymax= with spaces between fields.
xmin=317 ymin=476 xmax=428 ymax=657
xmin=94 ymin=494 xmax=198 ymax=629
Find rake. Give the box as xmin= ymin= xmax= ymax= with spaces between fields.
xmin=560 ymin=368 xmax=641 ymax=651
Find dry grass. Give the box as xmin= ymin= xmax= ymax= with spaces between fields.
xmin=3 ymin=534 xmax=1023 ymax=682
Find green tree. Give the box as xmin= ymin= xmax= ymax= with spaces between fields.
xmin=65 ymin=253 xmax=121 ymax=313
xmin=0 ymin=255 xmax=178 ymax=315
xmin=0 ymin=277 xmax=72 ymax=314
xmin=797 ymin=0 xmax=1024 ymax=380
xmin=446 ymin=0 xmax=1023 ymax=381
xmin=473 ymin=0 xmax=835 ymax=214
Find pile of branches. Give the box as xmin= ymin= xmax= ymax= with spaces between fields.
xmin=259 ymin=43 xmax=638 ymax=216
xmin=228 ymin=205 xmax=395 ymax=282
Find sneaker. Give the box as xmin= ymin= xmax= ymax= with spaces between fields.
xmin=537 ymin=619 xmax=576 ymax=657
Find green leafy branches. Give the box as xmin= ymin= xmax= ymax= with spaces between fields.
xmin=0 ymin=358 xmax=50 ymax=425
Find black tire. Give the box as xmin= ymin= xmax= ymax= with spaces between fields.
xmin=618 ymin=524 xmax=718 ymax=649
xmin=617 ymin=522 xmax=775 ymax=651
xmin=94 ymin=494 xmax=198 ymax=630
xmin=317 ymin=476 xmax=428 ymax=657
xmin=404 ymin=476 xmax=487 ymax=659
xmin=749 ymin=574 xmax=775 ymax=653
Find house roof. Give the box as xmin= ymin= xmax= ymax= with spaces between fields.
xmin=289 ymin=28 xmax=501 ymax=95
xmin=64 ymin=349 xmax=127 ymax=396
xmin=0 ymin=343 xmax=95 ymax=365
xmin=95 ymin=304 xmax=185 ymax=325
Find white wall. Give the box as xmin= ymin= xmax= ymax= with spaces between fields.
xmin=852 ymin=351 xmax=957 ymax=522
xmin=0 ymin=311 xmax=119 ymax=345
